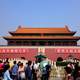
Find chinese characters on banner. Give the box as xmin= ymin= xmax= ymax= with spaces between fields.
xmin=0 ymin=47 xmax=80 ymax=53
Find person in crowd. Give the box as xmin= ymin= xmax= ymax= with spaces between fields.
xmin=11 ymin=61 xmax=18 ymax=80
xmin=32 ymin=61 xmax=40 ymax=80
xmin=25 ymin=60 xmax=32 ymax=80
xmin=18 ymin=63 xmax=25 ymax=80
xmin=17 ymin=61 xmax=21 ymax=67
xmin=3 ymin=64 xmax=12 ymax=80
xmin=39 ymin=58 xmax=49 ymax=80
xmin=73 ymin=63 xmax=80 ymax=80
xmin=32 ymin=62 xmax=37 ymax=80
xmin=3 ymin=61 xmax=10 ymax=73
xmin=64 ymin=63 xmax=74 ymax=80
xmin=24 ymin=62 xmax=28 ymax=71
xmin=45 ymin=63 xmax=51 ymax=80
xmin=0 ymin=60 xmax=3 ymax=79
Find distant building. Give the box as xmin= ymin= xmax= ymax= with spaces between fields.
xmin=3 ymin=25 xmax=80 ymax=46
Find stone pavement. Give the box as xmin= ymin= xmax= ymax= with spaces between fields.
xmin=49 ymin=64 xmax=65 ymax=80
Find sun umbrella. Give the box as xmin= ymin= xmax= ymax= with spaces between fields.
xmin=35 ymin=54 xmax=47 ymax=58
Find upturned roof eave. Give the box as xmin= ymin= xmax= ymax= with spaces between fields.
xmin=3 ymin=36 xmax=80 ymax=40
xmin=9 ymin=31 xmax=76 ymax=34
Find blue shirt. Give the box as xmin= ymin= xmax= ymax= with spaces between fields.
xmin=11 ymin=64 xmax=18 ymax=75
xmin=3 ymin=70 xmax=12 ymax=80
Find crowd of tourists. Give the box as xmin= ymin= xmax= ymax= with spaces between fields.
xmin=0 ymin=58 xmax=51 ymax=80
xmin=64 ymin=62 xmax=80 ymax=80
xmin=0 ymin=58 xmax=80 ymax=80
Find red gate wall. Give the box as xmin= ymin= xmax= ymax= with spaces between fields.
xmin=0 ymin=46 xmax=80 ymax=61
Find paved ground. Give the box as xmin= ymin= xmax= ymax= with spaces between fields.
xmin=49 ymin=65 xmax=65 ymax=80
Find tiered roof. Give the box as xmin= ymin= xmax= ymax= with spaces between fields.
xmin=3 ymin=25 xmax=80 ymax=40
xmin=9 ymin=25 xmax=75 ymax=34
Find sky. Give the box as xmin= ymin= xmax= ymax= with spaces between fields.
xmin=0 ymin=0 xmax=80 ymax=45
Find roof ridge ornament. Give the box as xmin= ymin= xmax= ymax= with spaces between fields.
xmin=18 ymin=25 xmax=22 ymax=28
xmin=65 ymin=25 xmax=68 ymax=28
xmin=64 ymin=25 xmax=70 ymax=31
